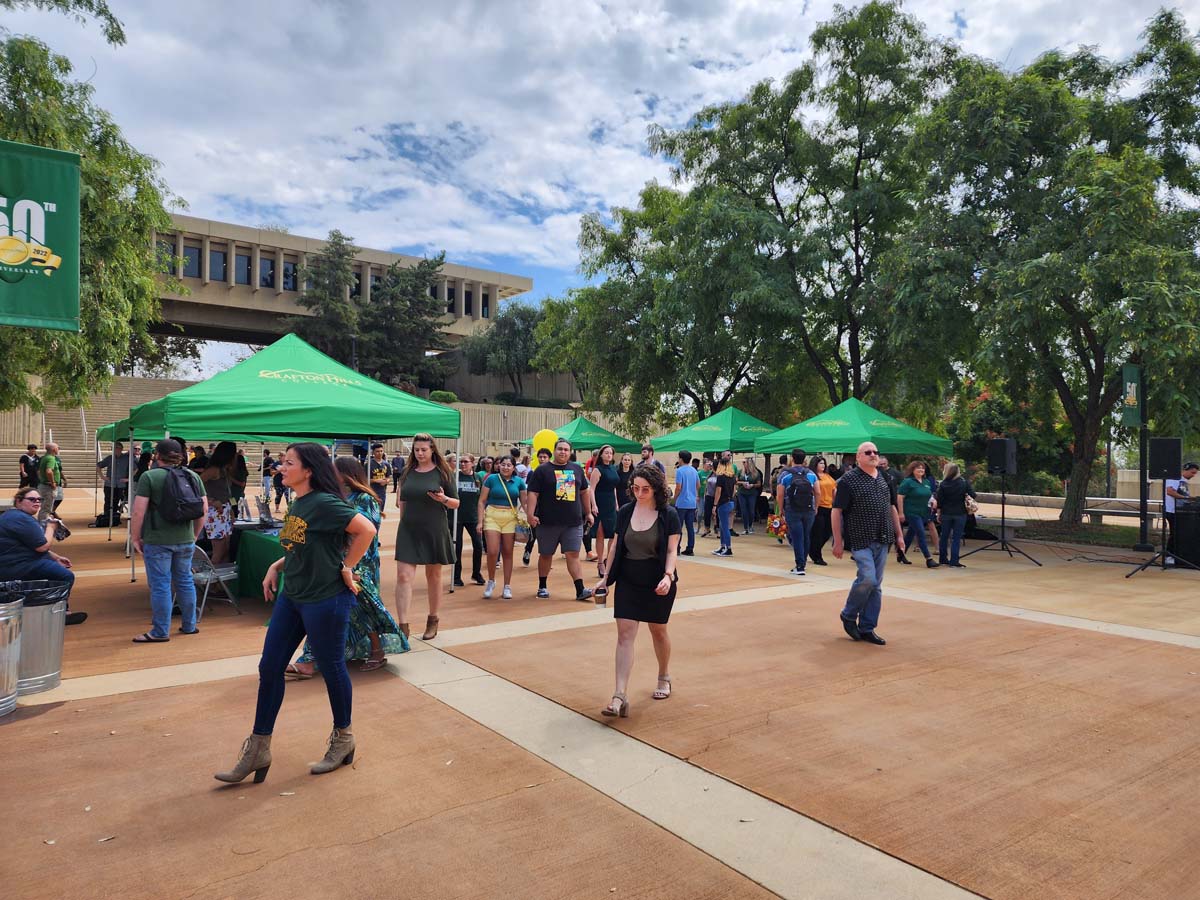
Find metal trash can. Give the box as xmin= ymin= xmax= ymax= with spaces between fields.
xmin=0 ymin=580 xmax=70 ymax=696
xmin=0 ymin=591 xmax=22 ymax=717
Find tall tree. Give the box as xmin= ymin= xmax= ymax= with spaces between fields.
xmin=289 ymin=229 xmax=359 ymax=363
xmin=0 ymin=0 xmax=125 ymax=45
xmin=461 ymin=302 xmax=541 ymax=396
xmin=358 ymin=255 xmax=452 ymax=389
xmin=0 ymin=33 xmax=181 ymax=411
xmin=650 ymin=0 xmax=954 ymax=406
xmin=551 ymin=182 xmax=781 ymax=435
xmin=532 ymin=296 xmax=590 ymax=404
xmin=911 ymin=10 xmax=1200 ymax=523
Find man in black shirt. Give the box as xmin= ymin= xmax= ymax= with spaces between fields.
xmin=526 ymin=438 xmax=594 ymax=601
xmin=832 ymin=442 xmax=905 ymax=645
xmin=18 ymin=444 xmax=39 ymax=488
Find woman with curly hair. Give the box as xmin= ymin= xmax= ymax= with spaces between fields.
xmin=594 ymin=464 xmax=681 ymax=718
xmin=286 ymin=457 xmax=409 ymax=679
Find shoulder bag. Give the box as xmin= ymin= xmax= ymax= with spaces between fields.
xmin=501 ymin=476 xmax=531 ymax=543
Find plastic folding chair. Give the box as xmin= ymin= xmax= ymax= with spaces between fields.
xmin=183 ymin=544 xmax=241 ymax=622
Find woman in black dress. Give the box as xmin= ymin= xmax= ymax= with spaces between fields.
xmin=594 ymin=464 xmax=681 ymax=718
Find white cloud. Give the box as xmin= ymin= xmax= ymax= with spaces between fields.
xmin=8 ymin=0 xmax=1196 ymax=281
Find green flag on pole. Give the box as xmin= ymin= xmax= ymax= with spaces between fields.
xmin=1121 ymin=364 xmax=1143 ymax=428
xmin=0 ymin=138 xmax=81 ymax=332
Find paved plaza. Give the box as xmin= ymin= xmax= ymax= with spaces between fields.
xmin=6 ymin=490 xmax=1200 ymax=899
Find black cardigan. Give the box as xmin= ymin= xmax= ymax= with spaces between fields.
xmin=604 ymin=501 xmax=682 ymax=587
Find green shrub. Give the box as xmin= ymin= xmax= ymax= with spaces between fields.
xmin=428 ymin=390 xmax=459 ymax=404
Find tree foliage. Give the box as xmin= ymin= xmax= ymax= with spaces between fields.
xmin=461 ymin=302 xmax=541 ymax=396
xmin=289 ymin=229 xmax=359 ymax=363
xmin=910 ymin=10 xmax=1200 ymax=522
xmin=1 ymin=0 xmax=125 ymax=45
xmin=649 ymin=1 xmax=955 ymax=406
xmin=358 ymin=255 xmax=452 ymax=389
xmin=0 ymin=34 xmax=180 ymax=411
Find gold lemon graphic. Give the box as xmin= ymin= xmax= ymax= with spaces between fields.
xmin=0 ymin=236 xmax=30 ymax=265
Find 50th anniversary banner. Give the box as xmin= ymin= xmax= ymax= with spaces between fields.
xmin=0 ymin=138 xmax=80 ymax=332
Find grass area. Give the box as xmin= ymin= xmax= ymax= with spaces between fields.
xmin=1018 ymin=519 xmax=1157 ymax=550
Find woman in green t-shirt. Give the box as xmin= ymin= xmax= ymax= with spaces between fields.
xmin=215 ymin=443 xmax=377 ymax=785
xmin=898 ymin=460 xmax=939 ymax=568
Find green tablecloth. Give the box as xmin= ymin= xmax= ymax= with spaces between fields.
xmin=236 ymin=530 xmax=284 ymax=600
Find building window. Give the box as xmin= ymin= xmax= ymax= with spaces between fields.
xmin=464 ymin=289 xmax=473 ymax=316
xmin=260 ymin=257 xmax=276 ymax=289
xmin=282 ymin=260 xmax=298 ymax=291
xmin=156 ymin=239 xmax=175 ymax=274
xmin=371 ymin=273 xmax=382 ymax=289
xmin=446 ymin=286 xmax=455 ymax=315
xmin=182 ymin=245 xmax=201 ymax=278
xmin=235 ymin=253 xmax=252 ymax=285
xmin=482 ymin=292 xmax=490 ymax=319
xmin=210 ymin=248 xmax=228 ymax=281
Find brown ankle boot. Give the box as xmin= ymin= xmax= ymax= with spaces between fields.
xmin=422 ymin=615 xmax=439 ymax=640
xmin=214 ymin=734 xmax=272 ymax=784
xmin=310 ymin=727 xmax=355 ymax=774
xmin=399 ymin=622 xmax=410 ymax=639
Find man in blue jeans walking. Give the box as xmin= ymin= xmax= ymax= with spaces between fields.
xmin=831 ymin=442 xmax=905 ymax=646
xmin=673 ymin=450 xmax=699 ymax=555
xmin=130 ymin=440 xmax=208 ymax=643
xmin=776 ymin=448 xmax=817 ymax=576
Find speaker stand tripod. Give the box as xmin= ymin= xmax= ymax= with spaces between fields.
xmin=961 ymin=472 xmax=1042 ymax=566
xmin=1126 ymin=480 xmax=1199 ymax=578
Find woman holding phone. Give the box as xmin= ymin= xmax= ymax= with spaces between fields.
xmin=394 ymin=433 xmax=460 ymax=640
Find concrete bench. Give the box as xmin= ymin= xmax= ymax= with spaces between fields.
xmin=974 ymin=515 xmax=1026 ymax=542
xmin=1083 ymin=498 xmax=1160 ymax=528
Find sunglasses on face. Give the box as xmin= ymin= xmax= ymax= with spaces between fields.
xmin=22 ymin=496 xmax=42 ymax=503
xmin=861 ymin=450 xmax=879 ymax=456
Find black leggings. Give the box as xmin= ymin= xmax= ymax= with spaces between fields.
xmin=810 ymin=507 xmax=832 ymax=562
xmin=703 ymin=494 xmax=715 ymax=530
xmin=453 ymin=519 xmax=482 ymax=581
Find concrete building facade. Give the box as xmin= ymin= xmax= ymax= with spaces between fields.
xmin=153 ymin=213 xmax=533 ymax=344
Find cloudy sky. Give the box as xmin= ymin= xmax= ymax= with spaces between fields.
xmin=7 ymin=0 xmax=1197 ymax=370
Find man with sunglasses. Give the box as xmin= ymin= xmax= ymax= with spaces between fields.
xmin=831 ymin=442 xmax=904 ymax=645
xmin=0 ymin=489 xmax=87 ymax=625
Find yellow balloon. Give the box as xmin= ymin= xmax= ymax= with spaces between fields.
xmin=532 ymin=428 xmax=559 ymax=469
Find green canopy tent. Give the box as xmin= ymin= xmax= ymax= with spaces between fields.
xmin=753 ymin=398 xmax=953 ymax=457
xmin=651 ymin=407 xmax=779 ymax=453
xmin=523 ymin=416 xmax=641 ymax=453
xmin=106 ymin=334 xmax=461 ymax=581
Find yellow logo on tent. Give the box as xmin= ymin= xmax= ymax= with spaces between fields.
xmin=868 ymin=419 xmax=901 ymax=428
xmin=692 ymin=425 xmax=721 ymax=432
xmin=806 ymin=419 xmax=848 ymax=427
xmin=737 ymin=425 xmax=773 ymax=433
xmin=259 ymin=368 xmax=362 ymax=387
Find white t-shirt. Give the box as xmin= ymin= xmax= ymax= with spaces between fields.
xmin=1165 ymin=478 xmax=1191 ymax=513
xmin=515 ymin=463 xmax=530 ymax=478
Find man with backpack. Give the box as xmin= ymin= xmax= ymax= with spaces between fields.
xmin=775 ymin=448 xmax=817 ymax=576
xmin=130 ymin=439 xmax=208 ymax=643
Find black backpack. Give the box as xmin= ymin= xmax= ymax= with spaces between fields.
xmin=784 ymin=466 xmax=815 ymax=512
xmin=157 ymin=465 xmax=206 ymax=523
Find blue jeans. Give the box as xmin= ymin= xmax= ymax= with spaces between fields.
xmin=737 ymin=492 xmax=757 ymax=531
xmin=904 ymin=514 xmax=931 ymax=559
xmin=785 ymin=510 xmax=815 ymax=570
xmin=143 ymin=542 xmax=197 ymax=638
xmin=842 ymin=542 xmax=888 ymax=633
xmin=677 ymin=506 xmax=696 ymax=552
xmin=717 ymin=501 xmax=735 ymax=548
xmin=19 ymin=556 xmax=76 ymax=590
xmin=939 ymin=514 xmax=967 ymax=564
xmin=254 ymin=589 xmax=354 ymax=735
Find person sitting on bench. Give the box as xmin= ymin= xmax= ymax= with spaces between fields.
xmin=0 ymin=488 xmax=87 ymax=625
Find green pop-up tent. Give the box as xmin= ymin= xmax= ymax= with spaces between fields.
xmin=652 ymin=407 xmax=778 ymax=453
xmin=524 ymin=416 xmax=641 ymax=453
xmin=120 ymin=334 xmax=460 ymax=440
xmin=753 ymin=398 xmax=952 ymax=457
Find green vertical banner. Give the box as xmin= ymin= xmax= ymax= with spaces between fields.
xmin=1121 ymin=364 xmax=1143 ymax=427
xmin=0 ymin=138 xmax=81 ymax=332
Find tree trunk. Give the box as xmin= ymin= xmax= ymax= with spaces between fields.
xmin=1059 ymin=419 xmax=1103 ymax=524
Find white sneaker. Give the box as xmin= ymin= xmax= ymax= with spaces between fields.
xmin=501 ymin=585 xmax=512 ymax=600
xmin=789 ymin=566 xmax=806 ymax=576
xmin=483 ymin=580 xmax=496 ymax=598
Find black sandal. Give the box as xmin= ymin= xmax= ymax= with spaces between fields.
xmin=132 ymin=632 xmax=169 ymax=643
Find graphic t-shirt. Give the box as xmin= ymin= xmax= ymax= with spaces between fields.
xmin=135 ymin=466 xmax=207 ymax=546
xmin=369 ymin=458 xmax=392 ymax=485
xmin=278 ymin=490 xmax=357 ymax=604
xmin=483 ymin=473 xmax=526 ymax=508
xmin=38 ymin=454 xmax=62 ymax=488
xmin=674 ymin=465 xmax=699 ymax=510
xmin=456 ymin=472 xmax=481 ymax=524
xmin=1166 ymin=478 xmax=1192 ymax=513
xmin=527 ymin=462 xmax=588 ymax=527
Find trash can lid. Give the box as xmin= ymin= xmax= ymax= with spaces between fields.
xmin=0 ymin=580 xmax=70 ymax=606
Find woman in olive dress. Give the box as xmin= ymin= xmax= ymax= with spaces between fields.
xmin=287 ymin=457 xmax=409 ymax=678
xmin=394 ymin=432 xmax=460 ymax=640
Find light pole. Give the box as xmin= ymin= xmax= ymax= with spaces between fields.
xmin=568 ymin=401 xmax=583 ymax=420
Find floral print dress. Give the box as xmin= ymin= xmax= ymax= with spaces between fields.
xmin=298 ymin=490 xmax=409 ymax=665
